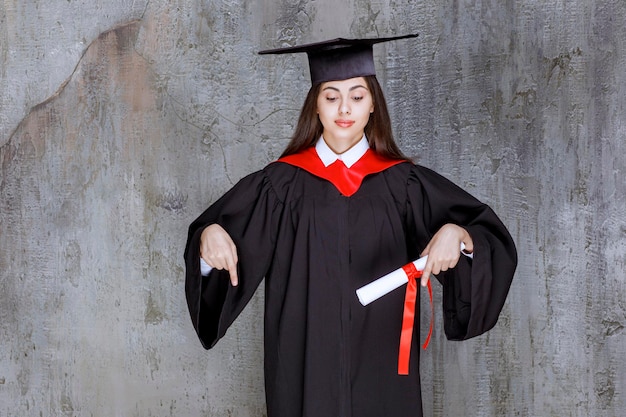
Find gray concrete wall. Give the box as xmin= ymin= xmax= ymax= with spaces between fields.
xmin=1 ymin=0 xmax=624 ymax=416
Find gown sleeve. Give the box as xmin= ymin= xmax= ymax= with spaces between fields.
xmin=184 ymin=170 xmax=283 ymax=349
xmin=406 ymin=164 xmax=517 ymax=341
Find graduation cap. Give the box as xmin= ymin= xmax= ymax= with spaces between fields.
xmin=258 ymin=34 xmax=418 ymax=84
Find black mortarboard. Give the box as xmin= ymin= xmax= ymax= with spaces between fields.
xmin=258 ymin=34 xmax=418 ymax=84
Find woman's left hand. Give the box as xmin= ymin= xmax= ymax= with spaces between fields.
xmin=420 ymin=224 xmax=473 ymax=287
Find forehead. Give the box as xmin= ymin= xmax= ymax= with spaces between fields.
xmin=320 ymin=77 xmax=369 ymax=90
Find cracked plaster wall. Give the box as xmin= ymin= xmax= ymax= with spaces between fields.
xmin=0 ymin=0 xmax=625 ymax=416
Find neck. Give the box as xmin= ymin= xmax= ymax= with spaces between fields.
xmin=322 ymin=134 xmax=363 ymax=155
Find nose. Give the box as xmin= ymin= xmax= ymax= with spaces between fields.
xmin=339 ymin=100 xmax=351 ymax=115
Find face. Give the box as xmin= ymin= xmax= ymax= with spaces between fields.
xmin=316 ymin=77 xmax=374 ymax=153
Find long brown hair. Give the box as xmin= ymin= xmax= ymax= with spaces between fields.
xmin=280 ymin=76 xmax=409 ymax=160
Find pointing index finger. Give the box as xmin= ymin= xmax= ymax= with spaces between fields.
xmin=227 ymin=259 xmax=239 ymax=287
xmin=421 ymin=262 xmax=432 ymax=287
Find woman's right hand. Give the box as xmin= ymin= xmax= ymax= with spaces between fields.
xmin=200 ymin=224 xmax=239 ymax=286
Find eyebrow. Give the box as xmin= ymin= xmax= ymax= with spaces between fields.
xmin=322 ymin=85 xmax=369 ymax=92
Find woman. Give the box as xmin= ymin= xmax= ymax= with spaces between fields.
xmin=185 ymin=35 xmax=517 ymax=417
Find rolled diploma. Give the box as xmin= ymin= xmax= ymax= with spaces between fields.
xmin=356 ymin=243 xmax=465 ymax=306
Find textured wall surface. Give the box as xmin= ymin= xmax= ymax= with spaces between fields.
xmin=1 ymin=1 xmax=625 ymax=416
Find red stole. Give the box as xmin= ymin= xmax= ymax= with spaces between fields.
xmin=277 ymin=147 xmax=403 ymax=196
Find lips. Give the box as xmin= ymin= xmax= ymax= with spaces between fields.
xmin=335 ymin=119 xmax=355 ymax=128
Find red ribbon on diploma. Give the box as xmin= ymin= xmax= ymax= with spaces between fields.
xmin=398 ymin=263 xmax=433 ymax=375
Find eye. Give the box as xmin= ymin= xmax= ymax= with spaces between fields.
xmin=325 ymin=96 xmax=338 ymax=102
xmin=352 ymin=96 xmax=364 ymax=101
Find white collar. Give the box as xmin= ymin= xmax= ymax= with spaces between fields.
xmin=315 ymin=136 xmax=369 ymax=168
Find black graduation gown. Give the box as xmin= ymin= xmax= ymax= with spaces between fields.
xmin=184 ymin=153 xmax=517 ymax=417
